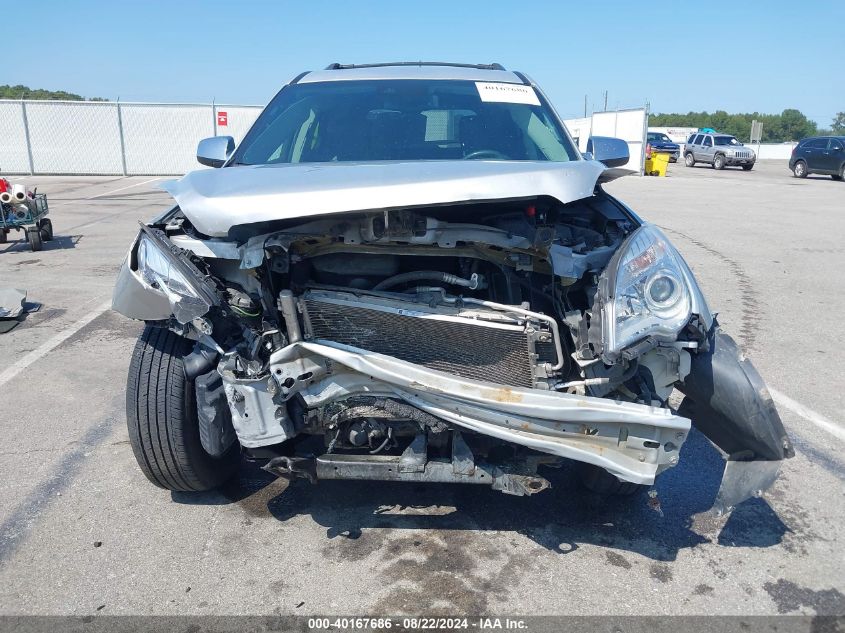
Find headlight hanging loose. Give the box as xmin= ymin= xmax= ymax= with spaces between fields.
xmin=135 ymin=228 xmax=216 ymax=325
xmin=601 ymin=225 xmax=692 ymax=358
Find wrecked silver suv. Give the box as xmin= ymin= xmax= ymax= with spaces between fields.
xmin=113 ymin=62 xmax=792 ymax=514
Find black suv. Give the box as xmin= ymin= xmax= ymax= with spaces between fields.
xmin=789 ymin=136 xmax=845 ymax=180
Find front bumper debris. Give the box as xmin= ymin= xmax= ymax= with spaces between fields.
xmin=679 ymin=329 xmax=793 ymax=514
xmin=225 ymin=340 xmax=691 ymax=486
xmin=712 ymin=459 xmax=781 ymax=516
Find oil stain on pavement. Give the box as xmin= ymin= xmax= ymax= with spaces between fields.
xmin=763 ymin=579 xmax=845 ymax=615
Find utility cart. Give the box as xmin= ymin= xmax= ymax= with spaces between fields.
xmin=0 ymin=193 xmax=53 ymax=251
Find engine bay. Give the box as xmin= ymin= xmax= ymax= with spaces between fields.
xmin=193 ymin=193 xmax=637 ymax=391
xmin=119 ymin=191 xmax=700 ymax=490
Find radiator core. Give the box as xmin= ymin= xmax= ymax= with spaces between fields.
xmin=301 ymin=293 xmax=537 ymax=388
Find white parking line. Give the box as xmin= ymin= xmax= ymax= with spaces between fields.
xmin=0 ymin=300 xmax=112 ymax=388
xmin=770 ymin=388 xmax=845 ymax=443
xmin=86 ymin=177 xmax=162 ymax=200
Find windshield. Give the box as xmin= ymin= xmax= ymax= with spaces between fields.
xmin=648 ymin=133 xmax=672 ymax=143
xmin=232 ymin=79 xmax=577 ymax=165
xmin=714 ymin=136 xmax=742 ymax=146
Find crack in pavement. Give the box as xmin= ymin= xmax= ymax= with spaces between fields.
xmin=0 ymin=446 xmax=78 ymax=457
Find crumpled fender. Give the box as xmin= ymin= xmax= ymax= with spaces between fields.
xmin=679 ymin=328 xmax=794 ymax=513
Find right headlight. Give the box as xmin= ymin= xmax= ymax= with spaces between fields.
xmin=601 ymin=225 xmax=696 ymax=358
xmin=134 ymin=228 xmax=216 ymax=325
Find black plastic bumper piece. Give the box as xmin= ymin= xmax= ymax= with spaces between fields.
xmin=679 ymin=329 xmax=793 ymax=514
xmin=194 ymin=368 xmax=236 ymax=458
xmin=681 ymin=329 xmax=793 ymax=461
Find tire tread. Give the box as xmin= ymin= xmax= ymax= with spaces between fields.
xmin=126 ymin=325 xmax=238 ymax=492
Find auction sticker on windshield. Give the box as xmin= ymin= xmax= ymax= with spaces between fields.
xmin=475 ymin=82 xmax=541 ymax=106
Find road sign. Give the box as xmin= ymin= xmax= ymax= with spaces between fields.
xmin=750 ymin=120 xmax=763 ymax=143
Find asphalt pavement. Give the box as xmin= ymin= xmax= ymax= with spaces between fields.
xmin=0 ymin=162 xmax=843 ymax=617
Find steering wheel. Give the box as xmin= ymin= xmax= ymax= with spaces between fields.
xmin=463 ymin=149 xmax=510 ymax=160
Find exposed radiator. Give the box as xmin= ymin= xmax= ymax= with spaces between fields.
xmin=300 ymin=291 xmax=541 ymax=388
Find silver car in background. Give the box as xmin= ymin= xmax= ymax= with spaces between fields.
xmin=684 ymin=133 xmax=756 ymax=170
xmin=112 ymin=62 xmax=791 ymax=515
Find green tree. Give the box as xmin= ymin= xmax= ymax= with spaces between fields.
xmin=0 ymin=84 xmax=106 ymax=101
xmin=832 ymin=112 xmax=845 ymax=134
xmin=649 ymin=109 xmax=817 ymax=142
xmin=778 ymin=109 xmax=816 ymax=141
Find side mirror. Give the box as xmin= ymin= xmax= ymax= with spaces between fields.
xmin=586 ymin=136 xmax=629 ymax=168
xmin=197 ymin=136 xmax=235 ymax=168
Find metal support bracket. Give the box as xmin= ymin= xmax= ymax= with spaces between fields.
xmin=262 ymin=455 xmax=318 ymax=484
xmin=399 ymin=433 xmax=427 ymax=473
xmin=261 ymin=429 xmax=553 ymax=496
xmin=451 ymin=431 xmax=476 ymax=475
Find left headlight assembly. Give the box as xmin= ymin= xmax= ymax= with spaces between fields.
xmin=134 ymin=226 xmax=217 ymax=325
xmin=600 ymin=224 xmax=705 ymax=359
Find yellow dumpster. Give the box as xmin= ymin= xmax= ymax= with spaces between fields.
xmin=645 ymin=151 xmax=670 ymax=177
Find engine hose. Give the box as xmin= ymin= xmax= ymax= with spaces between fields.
xmin=369 ymin=427 xmax=394 ymax=454
xmin=373 ymin=270 xmax=483 ymax=291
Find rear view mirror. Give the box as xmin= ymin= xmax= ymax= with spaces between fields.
xmin=586 ymin=136 xmax=630 ymax=168
xmin=197 ymin=136 xmax=235 ymax=168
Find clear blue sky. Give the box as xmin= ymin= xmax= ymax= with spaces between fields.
xmin=5 ymin=0 xmax=844 ymax=125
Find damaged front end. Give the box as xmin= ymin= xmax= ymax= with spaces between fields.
xmin=113 ymin=171 xmax=791 ymax=512
xmin=586 ymin=222 xmax=794 ymax=513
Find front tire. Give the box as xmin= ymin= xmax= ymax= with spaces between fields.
xmin=713 ymin=154 xmax=726 ymax=170
xmin=684 ymin=153 xmax=695 ymax=167
xmin=578 ymin=463 xmax=646 ymax=496
xmin=126 ymin=325 xmax=240 ymax=491
xmin=793 ymin=160 xmax=808 ymax=178
xmin=742 ymin=164 xmax=754 ymax=171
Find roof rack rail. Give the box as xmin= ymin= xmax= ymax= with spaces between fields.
xmin=324 ymin=61 xmax=506 ymax=71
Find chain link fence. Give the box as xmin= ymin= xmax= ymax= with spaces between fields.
xmin=0 ymin=100 xmax=263 ymax=176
